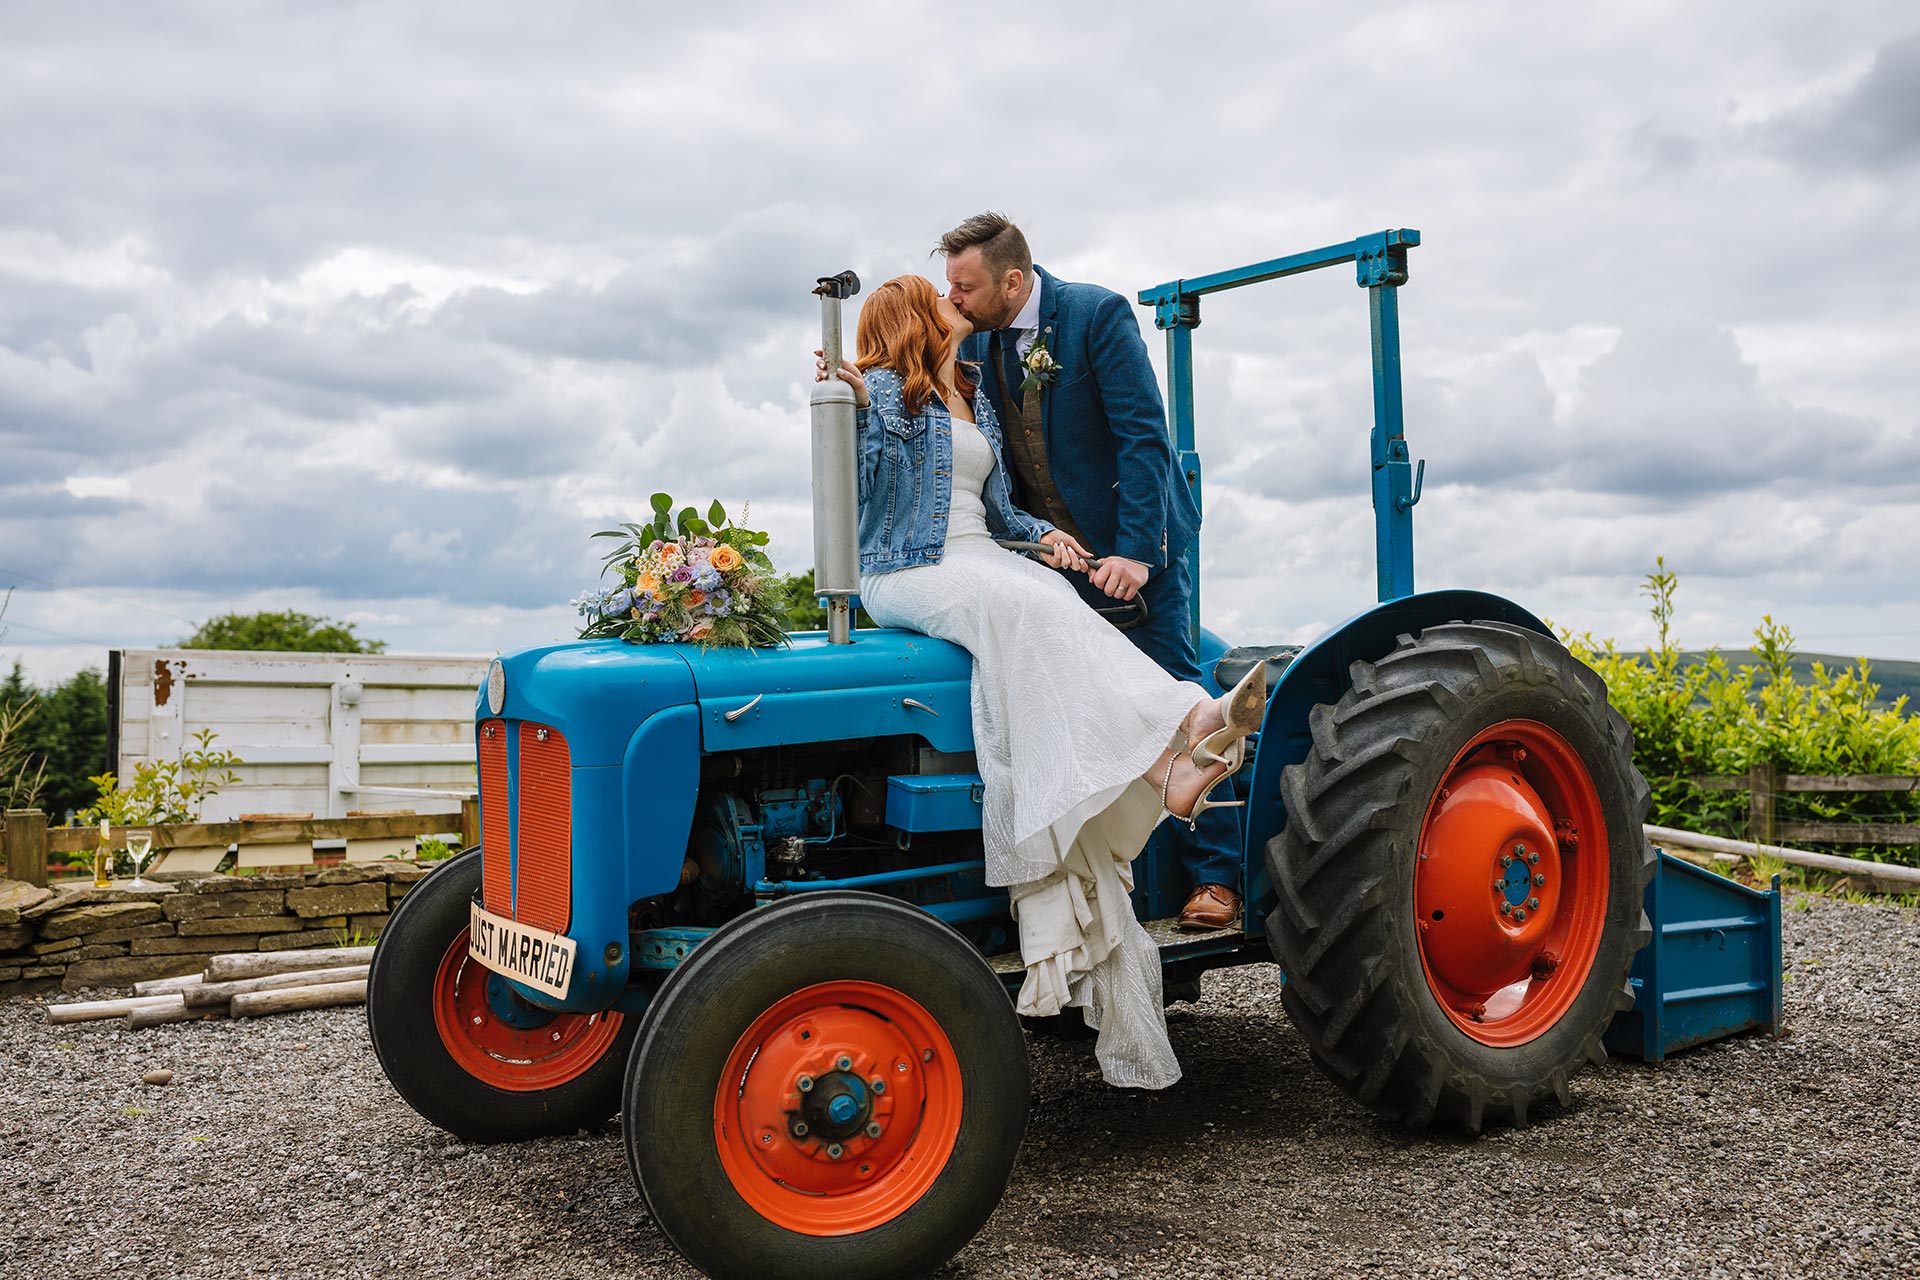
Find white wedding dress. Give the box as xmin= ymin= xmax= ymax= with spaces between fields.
xmin=860 ymin=406 xmax=1206 ymax=1089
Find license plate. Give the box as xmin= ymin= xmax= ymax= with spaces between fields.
xmin=467 ymin=900 xmax=577 ymax=1000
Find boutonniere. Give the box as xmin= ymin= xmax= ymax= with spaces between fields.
xmin=1020 ymin=334 xmax=1060 ymax=394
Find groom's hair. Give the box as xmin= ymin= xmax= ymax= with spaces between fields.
xmin=937 ymin=212 xmax=1032 ymax=281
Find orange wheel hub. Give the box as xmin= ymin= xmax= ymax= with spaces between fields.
xmin=1415 ymin=720 xmax=1610 ymax=1046
xmin=713 ymin=980 xmax=962 ymax=1237
xmin=430 ymin=931 xmax=624 ymax=1091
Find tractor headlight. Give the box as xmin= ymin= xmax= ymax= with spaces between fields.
xmin=487 ymin=659 xmax=506 ymax=715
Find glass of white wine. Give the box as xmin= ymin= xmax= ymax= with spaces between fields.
xmin=125 ymin=830 xmax=156 ymax=888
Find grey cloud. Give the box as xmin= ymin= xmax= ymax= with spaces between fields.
xmin=438 ymin=206 xmax=848 ymax=364
xmin=1765 ymin=32 xmax=1920 ymax=170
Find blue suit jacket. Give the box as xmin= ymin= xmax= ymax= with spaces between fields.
xmin=960 ymin=265 xmax=1200 ymax=571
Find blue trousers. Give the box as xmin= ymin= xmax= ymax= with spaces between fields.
xmin=1064 ymin=554 xmax=1242 ymax=894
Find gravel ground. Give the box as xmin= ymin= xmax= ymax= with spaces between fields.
xmin=2 ymin=891 xmax=1916 ymax=1280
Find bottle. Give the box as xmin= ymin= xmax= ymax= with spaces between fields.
xmin=94 ymin=817 xmax=113 ymax=888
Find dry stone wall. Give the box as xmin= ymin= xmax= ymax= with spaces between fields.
xmin=0 ymin=863 xmax=431 ymax=994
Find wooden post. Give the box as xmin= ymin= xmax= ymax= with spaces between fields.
xmin=460 ymin=795 xmax=481 ymax=850
xmin=3 ymin=808 xmax=49 ymax=888
xmin=1749 ymin=762 xmax=1776 ymax=847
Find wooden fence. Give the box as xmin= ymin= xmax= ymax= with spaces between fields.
xmin=2 ymin=801 xmax=481 ymax=889
xmin=1690 ymin=765 xmax=1920 ymax=849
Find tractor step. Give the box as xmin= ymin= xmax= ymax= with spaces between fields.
xmin=987 ymin=917 xmax=1243 ymax=975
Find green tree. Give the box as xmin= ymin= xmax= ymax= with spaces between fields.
xmin=778 ymin=570 xmax=874 ymax=632
xmin=176 ymin=610 xmax=386 ymax=653
xmin=1 ymin=663 xmax=111 ymax=818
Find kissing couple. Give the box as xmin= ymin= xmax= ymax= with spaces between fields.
xmin=813 ymin=212 xmax=1265 ymax=1089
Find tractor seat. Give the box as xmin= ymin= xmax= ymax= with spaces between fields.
xmin=1212 ymin=644 xmax=1303 ymax=695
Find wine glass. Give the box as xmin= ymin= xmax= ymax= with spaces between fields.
xmin=125 ymin=830 xmax=156 ymax=888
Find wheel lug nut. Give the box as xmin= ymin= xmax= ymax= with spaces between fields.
xmin=1512 ymin=842 xmax=1527 ymax=857
xmin=1499 ymin=854 xmax=1514 ymax=868
xmin=836 ymin=1055 xmax=853 ymax=1071
xmin=865 ymin=1121 xmax=883 ymax=1138
xmin=796 ymin=1075 xmax=814 ymax=1093
xmin=1528 ymin=851 xmax=1540 ymax=865
xmin=871 ymin=1078 xmax=886 ymax=1094
xmin=1533 ymin=872 xmax=1546 ymax=887
xmin=1528 ymin=896 xmax=1541 ymax=911
xmin=793 ymin=1121 xmax=809 ymax=1137
xmin=1500 ymin=902 xmax=1513 ymax=916
xmin=826 ymin=1143 xmax=844 ymax=1160
xmin=1514 ymin=909 xmax=1528 ymax=923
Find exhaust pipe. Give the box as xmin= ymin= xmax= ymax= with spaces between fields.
xmin=809 ymin=270 xmax=861 ymax=645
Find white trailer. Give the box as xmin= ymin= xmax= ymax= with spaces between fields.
xmin=108 ymin=649 xmax=490 ymax=823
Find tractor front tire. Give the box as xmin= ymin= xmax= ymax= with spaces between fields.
xmin=1265 ymin=621 xmax=1654 ymax=1131
xmin=366 ymin=847 xmax=636 ymax=1142
xmin=624 ymin=892 xmax=1028 ymax=1280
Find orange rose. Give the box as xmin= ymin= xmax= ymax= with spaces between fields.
xmin=657 ymin=543 xmax=684 ymax=565
xmin=711 ymin=544 xmax=743 ymax=572
xmin=638 ymin=572 xmax=661 ymax=594
xmin=685 ymin=589 xmax=707 ymax=607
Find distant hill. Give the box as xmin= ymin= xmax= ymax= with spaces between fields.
xmin=1662 ymin=650 xmax=1920 ymax=712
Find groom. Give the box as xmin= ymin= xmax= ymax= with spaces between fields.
xmin=940 ymin=212 xmax=1241 ymax=931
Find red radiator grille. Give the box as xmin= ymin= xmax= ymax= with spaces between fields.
xmin=514 ymin=723 xmax=572 ymax=933
xmin=478 ymin=719 xmax=511 ymax=917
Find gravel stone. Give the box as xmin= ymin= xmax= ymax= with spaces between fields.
xmin=142 ymin=1069 xmax=173 ymax=1086
xmin=2 ymin=891 xmax=1914 ymax=1279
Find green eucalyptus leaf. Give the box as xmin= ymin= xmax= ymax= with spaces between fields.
xmin=651 ymin=493 xmax=674 ymax=514
xmin=708 ymin=499 xmax=727 ymax=527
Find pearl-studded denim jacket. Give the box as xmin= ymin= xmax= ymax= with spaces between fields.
xmin=855 ymin=366 xmax=1054 ymax=574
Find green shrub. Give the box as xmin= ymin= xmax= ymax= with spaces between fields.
xmin=1562 ymin=560 xmax=1920 ymax=865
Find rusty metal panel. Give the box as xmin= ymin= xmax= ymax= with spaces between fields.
xmin=514 ymin=723 xmax=572 ymax=934
xmin=478 ymin=720 xmax=510 ymax=917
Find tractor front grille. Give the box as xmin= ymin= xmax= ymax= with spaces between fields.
xmin=475 ymin=718 xmax=572 ymax=933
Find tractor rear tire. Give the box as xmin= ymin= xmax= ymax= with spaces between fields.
xmin=1264 ymin=621 xmax=1654 ymax=1132
xmin=366 ymin=847 xmax=636 ymax=1142
xmin=624 ymin=892 xmax=1028 ymax=1280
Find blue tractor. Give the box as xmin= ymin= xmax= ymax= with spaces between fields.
xmin=367 ymin=232 xmax=1782 ymax=1280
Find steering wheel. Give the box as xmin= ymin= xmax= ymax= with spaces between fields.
xmin=994 ymin=541 xmax=1150 ymax=632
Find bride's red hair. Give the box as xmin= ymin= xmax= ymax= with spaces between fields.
xmin=855 ymin=274 xmax=974 ymax=415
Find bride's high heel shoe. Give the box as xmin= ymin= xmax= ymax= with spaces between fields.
xmin=1187 ymin=662 xmax=1270 ymax=774
xmin=1159 ymin=753 xmax=1245 ymax=831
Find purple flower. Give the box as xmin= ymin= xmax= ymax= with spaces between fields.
xmin=669 ymin=565 xmax=694 ymax=584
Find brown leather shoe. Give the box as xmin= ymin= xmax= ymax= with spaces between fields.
xmin=1177 ymin=883 xmax=1242 ymax=931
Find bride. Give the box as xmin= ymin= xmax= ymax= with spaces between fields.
xmin=816 ymin=274 xmax=1264 ymax=1088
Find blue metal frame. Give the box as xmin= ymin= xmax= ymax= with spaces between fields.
xmin=1139 ymin=228 xmax=1424 ymax=630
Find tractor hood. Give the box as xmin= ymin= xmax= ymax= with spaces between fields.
xmin=677 ymin=628 xmax=977 ymax=755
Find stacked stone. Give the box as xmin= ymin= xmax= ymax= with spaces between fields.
xmin=0 ymin=862 xmax=431 ymax=995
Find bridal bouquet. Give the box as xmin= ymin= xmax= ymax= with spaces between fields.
xmin=571 ymin=495 xmax=789 ymax=649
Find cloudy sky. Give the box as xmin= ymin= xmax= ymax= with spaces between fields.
xmin=2 ymin=3 xmax=1916 ymax=684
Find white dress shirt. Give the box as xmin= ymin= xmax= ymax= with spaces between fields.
xmin=1007 ymin=274 xmax=1042 ymax=361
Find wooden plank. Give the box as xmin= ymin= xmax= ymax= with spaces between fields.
xmin=1777 ymin=822 xmax=1920 ymax=845
xmin=204 ymin=947 xmax=375 ymax=982
xmin=357 ymin=743 xmax=474 ymax=765
xmin=1644 ymin=823 xmax=1920 ymax=891
xmin=4 ymin=809 xmax=49 ymax=889
xmin=1749 ymin=762 xmax=1776 ymax=847
xmin=1687 ymin=776 xmax=1748 ymax=791
xmin=46 ymin=994 xmax=187 ymax=1024
xmin=44 ymin=811 xmax=459 ymax=854
xmin=1780 ymin=774 xmax=1920 ymax=793
xmin=230 ymin=978 xmax=367 ymax=1017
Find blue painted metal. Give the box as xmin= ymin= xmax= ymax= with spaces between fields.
xmin=1140 ymin=229 xmax=1423 ymax=607
xmin=1606 ymin=853 xmax=1784 ymax=1062
xmin=634 ymin=926 xmax=717 ymax=972
xmin=756 ymin=859 xmax=987 ymax=895
xmin=886 ymin=774 xmax=985 ymax=833
xmin=1240 ymin=588 xmax=1552 ymax=936
xmin=679 ymin=629 xmax=975 ymax=754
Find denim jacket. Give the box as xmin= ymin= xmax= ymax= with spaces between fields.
xmin=855 ymin=366 xmax=1054 ymax=574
